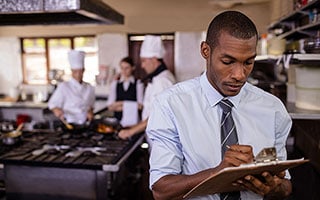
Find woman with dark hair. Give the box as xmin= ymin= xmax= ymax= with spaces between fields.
xmin=106 ymin=57 xmax=144 ymax=126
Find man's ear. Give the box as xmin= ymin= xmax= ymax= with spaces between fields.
xmin=200 ymin=41 xmax=210 ymax=59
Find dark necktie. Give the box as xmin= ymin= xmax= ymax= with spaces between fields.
xmin=219 ymin=99 xmax=240 ymax=200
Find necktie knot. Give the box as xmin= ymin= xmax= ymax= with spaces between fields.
xmin=219 ymin=99 xmax=233 ymax=113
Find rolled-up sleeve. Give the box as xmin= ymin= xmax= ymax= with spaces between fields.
xmin=274 ymin=103 xmax=292 ymax=179
xmin=147 ymin=97 xmax=183 ymax=188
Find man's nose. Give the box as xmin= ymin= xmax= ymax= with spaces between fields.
xmin=231 ymin=64 xmax=246 ymax=81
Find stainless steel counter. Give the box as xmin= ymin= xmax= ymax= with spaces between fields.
xmin=287 ymin=102 xmax=320 ymax=120
xmin=0 ymin=101 xmax=47 ymax=122
xmin=0 ymin=100 xmax=108 ymax=122
xmin=0 ymin=101 xmax=47 ymax=108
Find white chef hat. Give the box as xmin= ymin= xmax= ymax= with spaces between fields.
xmin=140 ymin=35 xmax=165 ymax=58
xmin=68 ymin=50 xmax=85 ymax=70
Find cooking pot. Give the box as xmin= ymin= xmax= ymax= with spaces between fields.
xmin=1 ymin=123 xmax=23 ymax=145
xmin=2 ymin=130 xmax=22 ymax=145
xmin=61 ymin=121 xmax=91 ymax=134
xmin=60 ymin=118 xmax=121 ymax=139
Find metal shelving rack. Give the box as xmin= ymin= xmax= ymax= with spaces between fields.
xmin=268 ymin=0 xmax=320 ymax=40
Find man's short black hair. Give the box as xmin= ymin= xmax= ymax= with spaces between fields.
xmin=206 ymin=10 xmax=258 ymax=49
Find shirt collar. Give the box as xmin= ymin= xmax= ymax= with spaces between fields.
xmin=119 ymin=76 xmax=135 ymax=83
xmin=143 ymin=62 xmax=167 ymax=82
xmin=200 ymin=71 xmax=244 ymax=109
xmin=70 ymin=78 xmax=84 ymax=89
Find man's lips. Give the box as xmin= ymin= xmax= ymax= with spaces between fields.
xmin=225 ymin=83 xmax=243 ymax=91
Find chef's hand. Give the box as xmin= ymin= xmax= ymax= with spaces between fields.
xmin=108 ymin=101 xmax=123 ymax=112
xmin=117 ymin=128 xmax=134 ymax=140
xmin=52 ymin=108 xmax=64 ymax=120
xmin=218 ymin=144 xmax=254 ymax=170
xmin=87 ymin=109 xmax=94 ymax=121
xmin=117 ymin=119 xmax=147 ymax=140
xmin=234 ymin=171 xmax=292 ymax=199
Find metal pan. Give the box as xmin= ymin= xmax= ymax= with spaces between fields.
xmin=1 ymin=123 xmax=23 ymax=145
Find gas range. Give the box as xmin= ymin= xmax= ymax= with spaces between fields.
xmin=0 ymin=129 xmax=143 ymax=171
xmin=0 ymin=128 xmax=145 ymax=200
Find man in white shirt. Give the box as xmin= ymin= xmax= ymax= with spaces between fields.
xmin=48 ymin=50 xmax=95 ymax=125
xmin=147 ymin=11 xmax=292 ymax=200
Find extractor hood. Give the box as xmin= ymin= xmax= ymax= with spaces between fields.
xmin=0 ymin=0 xmax=124 ymax=26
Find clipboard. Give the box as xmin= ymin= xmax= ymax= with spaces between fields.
xmin=183 ymin=157 xmax=308 ymax=199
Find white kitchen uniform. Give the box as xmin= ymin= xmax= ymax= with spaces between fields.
xmin=48 ymin=78 xmax=95 ymax=124
xmin=142 ymin=70 xmax=175 ymax=120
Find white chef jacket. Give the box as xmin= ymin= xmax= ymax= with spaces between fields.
xmin=48 ymin=78 xmax=95 ymax=124
xmin=142 ymin=70 xmax=176 ymax=120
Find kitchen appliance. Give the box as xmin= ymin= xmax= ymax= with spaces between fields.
xmin=0 ymin=128 xmax=144 ymax=200
xmin=0 ymin=0 xmax=124 ymax=26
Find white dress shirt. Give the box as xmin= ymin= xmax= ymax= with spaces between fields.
xmin=147 ymin=72 xmax=292 ymax=200
xmin=48 ymin=78 xmax=95 ymax=124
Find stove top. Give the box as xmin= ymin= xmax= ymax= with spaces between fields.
xmin=0 ymin=130 xmax=142 ymax=170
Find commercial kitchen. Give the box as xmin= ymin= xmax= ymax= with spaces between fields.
xmin=0 ymin=0 xmax=319 ymax=199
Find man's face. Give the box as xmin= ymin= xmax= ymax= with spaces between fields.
xmin=140 ymin=57 xmax=157 ymax=75
xmin=71 ymin=68 xmax=84 ymax=83
xmin=201 ymin=32 xmax=257 ymax=97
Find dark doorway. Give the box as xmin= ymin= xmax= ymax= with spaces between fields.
xmin=128 ymin=34 xmax=175 ymax=80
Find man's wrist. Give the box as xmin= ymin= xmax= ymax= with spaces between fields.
xmin=264 ymin=179 xmax=292 ymax=200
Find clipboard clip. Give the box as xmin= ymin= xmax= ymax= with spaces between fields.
xmin=254 ymin=147 xmax=278 ymax=163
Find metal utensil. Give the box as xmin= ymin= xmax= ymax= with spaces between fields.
xmin=65 ymin=147 xmax=107 ymax=158
xmin=60 ymin=118 xmax=73 ymax=130
xmin=254 ymin=147 xmax=277 ymax=163
xmin=32 ymin=144 xmax=70 ymax=156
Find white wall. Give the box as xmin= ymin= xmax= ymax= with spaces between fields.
xmin=0 ymin=37 xmax=22 ymax=96
xmin=95 ymin=33 xmax=128 ymax=95
xmin=174 ymin=32 xmax=206 ymax=82
xmin=97 ymin=33 xmax=128 ymax=73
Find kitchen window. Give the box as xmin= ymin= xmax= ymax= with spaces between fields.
xmin=21 ymin=36 xmax=98 ymax=85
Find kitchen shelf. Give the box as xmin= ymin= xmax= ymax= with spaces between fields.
xmin=268 ymin=0 xmax=320 ymax=40
xmin=290 ymin=53 xmax=320 ymax=64
xmin=255 ymin=55 xmax=281 ymax=61
xmin=255 ymin=54 xmax=320 ymax=62
xmin=279 ymin=21 xmax=320 ymax=40
xmin=287 ymin=102 xmax=320 ymax=120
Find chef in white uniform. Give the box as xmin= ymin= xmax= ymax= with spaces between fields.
xmin=48 ymin=50 xmax=95 ymax=125
xmin=118 ymin=35 xmax=176 ymax=140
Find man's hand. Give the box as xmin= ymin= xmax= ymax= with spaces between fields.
xmin=234 ymin=171 xmax=292 ymax=199
xmin=218 ymin=145 xmax=254 ymax=170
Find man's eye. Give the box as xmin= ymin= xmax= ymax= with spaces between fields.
xmin=222 ymin=60 xmax=233 ymax=65
xmin=245 ymin=60 xmax=254 ymax=65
